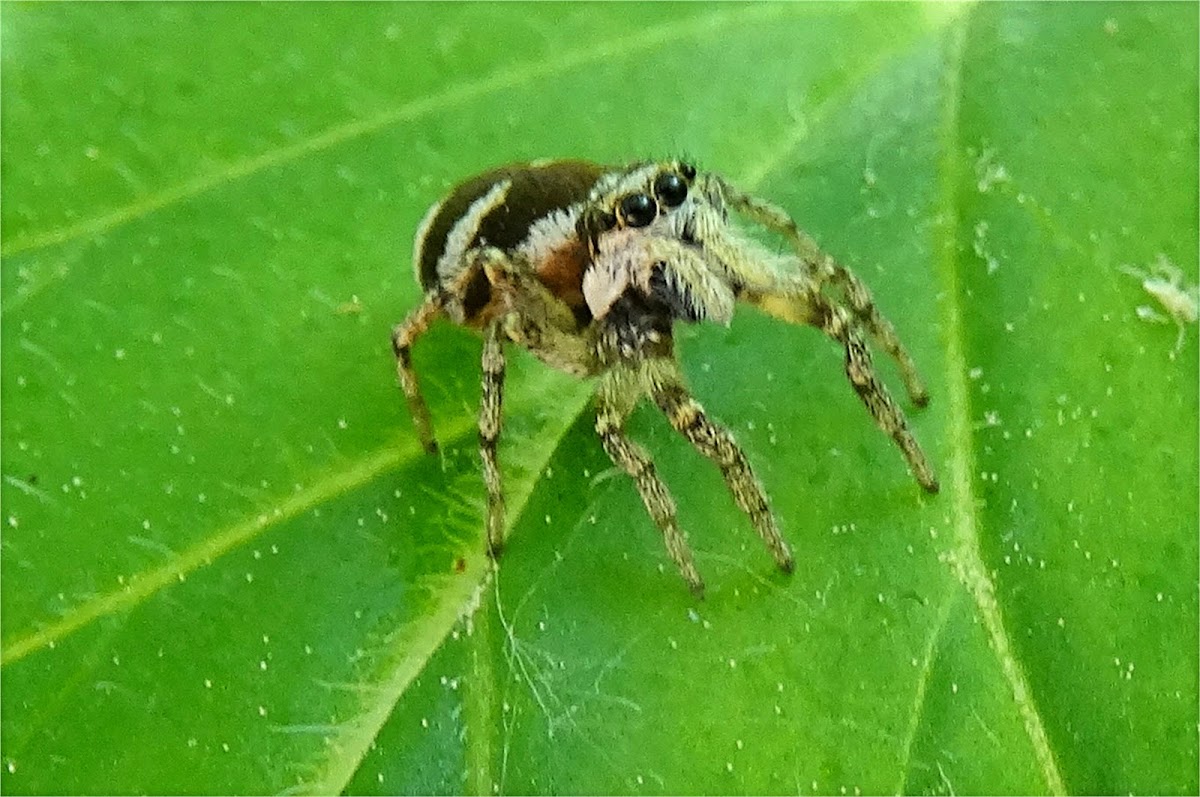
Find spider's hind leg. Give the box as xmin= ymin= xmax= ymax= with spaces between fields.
xmin=393 ymin=249 xmax=501 ymax=455
xmin=392 ymin=291 xmax=444 ymax=455
xmin=479 ymin=321 xmax=507 ymax=557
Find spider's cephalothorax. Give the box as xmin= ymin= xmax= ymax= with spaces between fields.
xmin=393 ymin=159 xmax=938 ymax=597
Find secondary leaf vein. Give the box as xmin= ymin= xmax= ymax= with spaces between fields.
xmin=0 ymin=430 xmax=450 ymax=666
xmin=0 ymin=4 xmax=794 ymax=264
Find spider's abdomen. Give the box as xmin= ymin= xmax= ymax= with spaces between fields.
xmin=413 ymin=160 xmax=607 ymax=327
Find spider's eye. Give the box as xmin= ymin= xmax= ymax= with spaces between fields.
xmin=654 ymin=173 xmax=688 ymax=207
xmin=620 ymin=193 xmax=657 ymax=227
xmin=679 ymin=162 xmax=697 ymax=180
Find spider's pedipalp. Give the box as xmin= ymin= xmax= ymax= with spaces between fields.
xmin=585 ymin=229 xmax=736 ymax=326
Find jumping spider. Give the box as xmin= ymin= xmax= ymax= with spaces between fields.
xmin=393 ymin=159 xmax=938 ymax=597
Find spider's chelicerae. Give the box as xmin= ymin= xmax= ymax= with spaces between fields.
xmin=393 ymin=159 xmax=938 ymax=597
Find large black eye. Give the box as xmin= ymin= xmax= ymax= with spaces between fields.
xmin=654 ymin=172 xmax=688 ymax=207
xmin=620 ymin=193 xmax=657 ymax=227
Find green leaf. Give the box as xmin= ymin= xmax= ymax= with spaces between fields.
xmin=2 ymin=3 xmax=1195 ymax=794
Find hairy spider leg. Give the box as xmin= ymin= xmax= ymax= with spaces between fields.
xmin=393 ymin=253 xmax=503 ymax=454
xmin=596 ymin=368 xmax=705 ymax=597
xmin=392 ymin=290 xmax=445 ymax=455
xmin=648 ymin=360 xmax=794 ymax=573
xmin=396 ymin=244 xmax=595 ymax=555
xmin=715 ymin=177 xmax=930 ymax=406
xmin=480 ymin=322 xmax=507 ymax=556
xmin=745 ymin=278 xmax=939 ymax=493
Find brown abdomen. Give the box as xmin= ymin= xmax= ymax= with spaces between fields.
xmin=414 ymin=160 xmax=606 ymax=295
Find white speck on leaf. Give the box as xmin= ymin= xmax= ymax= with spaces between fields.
xmin=974 ymin=147 xmax=1011 ymax=193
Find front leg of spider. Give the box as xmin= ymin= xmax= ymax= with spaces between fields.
xmin=695 ymin=174 xmax=939 ymax=493
xmin=586 ymin=184 xmax=793 ymax=595
xmin=595 ymin=369 xmax=706 ymax=597
xmin=591 ymin=355 xmax=792 ymax=597
xmin=650 ymin=367 xmax=793 ymax=574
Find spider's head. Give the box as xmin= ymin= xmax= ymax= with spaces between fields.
xmin=578 ymin=161 xmax=735 ymax=336
xmin=576 ymin=160 xmax=701 ymax=254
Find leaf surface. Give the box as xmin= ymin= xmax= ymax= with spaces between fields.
xmin=2 ymin=4 xmax=1195 ymax=794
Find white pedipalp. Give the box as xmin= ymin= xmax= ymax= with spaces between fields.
xmin=582 ymin=230 xmax=641 ymax=319
xmin=583 ymin=224 xmax=737 ymax=325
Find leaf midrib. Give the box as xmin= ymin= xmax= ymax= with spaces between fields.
xmin=928 ymin=12 xmax=1067 ymax=795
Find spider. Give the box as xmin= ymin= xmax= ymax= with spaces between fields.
xmin=393 ymin=159 xmax=938 ymax=597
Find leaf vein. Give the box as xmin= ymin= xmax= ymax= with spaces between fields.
xmin=0 ymin=4 xmax=793 ymax=264
xmin=895 ymin=588 xmax=959 ymax=793
xmin=0 ymin=432 xmax=441 ymax=666
xmin=935 ymin=14 xmax=1067 ymax=795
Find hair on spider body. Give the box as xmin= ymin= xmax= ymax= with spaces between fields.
xmin=393 ymin=158 xmax=938 ymax=597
